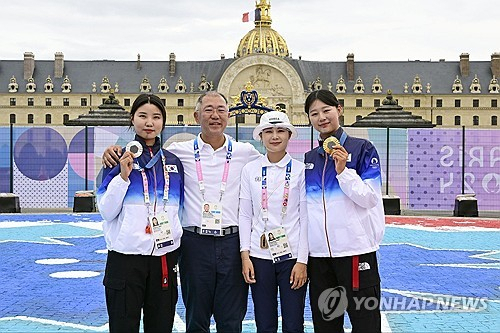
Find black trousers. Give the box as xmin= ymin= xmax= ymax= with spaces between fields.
xmin=179 ymin=231 xmax=248 ymax=333
xmin=308 ymin=252 xmax=381 ymax=333
xmin=103 ymin=249 xmax=179 ymax=333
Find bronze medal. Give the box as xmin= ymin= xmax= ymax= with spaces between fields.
xmin=260 ymin=233 xmax=269 ymax=249
xmin=323 ymin=136 xmax=341 ymax=154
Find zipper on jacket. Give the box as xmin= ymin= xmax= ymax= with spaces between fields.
xmin=321 ymin=154 xmax=333 ymax=257
xmin=149 ymin=147 xmax=157 ymax=255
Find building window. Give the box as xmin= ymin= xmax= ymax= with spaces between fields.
xmin=28 ymin=114 xmax=34 ymax=124
xmin=436 ymin=115 xmax=443 ymax=125
xmin=454 ymin=115 xmax=461 ymax=125
xmin=63 ymin=98 xmax=69 ymax=106
xmin=455 ymin=99 xmax=461 ymax=107
xmin=492 ymin=99 xmax=498 ymax=108
xmin=124 ymin=98 xmax=131 ymax=107
xmin=81 ymin=98 xmax=87 ymax=107
xmin=356 ymin=115 xmax=363 ymax=121
xmin=436 ymin=99 xmax=443 ymax=107
xmin=492 ymin=116 xmax=498 ymax=126
xmin=256 ymin=114 xmax=262 ymax=123
xmin=10 ymin=98 xmax=16 ymax=106
xmin=161 ymin=99 xmax=166 ymax=106
xmin=236 ymin=114 xmax=245 ymax=124
xmin=339 ymin=115 xmax=344 ymax=126
xmin=338 ymin=99 xmax=344 ymax=107
xmin=46 ymin=98 xmax=52 ymax=106
xmin=414 ymin=99 xmax=421 ymax=107
xmin=10 ymin=114 xmax=16 ymax=124
xmin=177 ymin=99 xmax=184 ymax=107
xmin=102 ymin=98 xmax=106 ymax=104
xmin=374 ymin=99 xmax=380 ymax=107
xmin=473 ymin=99 xmax=479 ymax=107
xmin=63 ymin=114 xmax=70 ymax=123
xmin=45 ymin=114 xmax=52 ymax=124
xmin=473 ymin=115 xmax=479 ymax=126
xmin=28 ymin=98 xmax=34 ymax=106
xmin=177 ymin=114 xmax=184 ymax=125
xmin=355 ymin=99 xmax=362 ymax=107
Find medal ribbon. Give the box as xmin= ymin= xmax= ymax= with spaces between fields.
xmin=194 ymin=137 xmax=232 ymax=202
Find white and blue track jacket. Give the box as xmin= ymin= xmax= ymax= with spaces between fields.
xmin=304 ymin=127 xmax=385 ymax=258
xmin=97 ymin=136 xmax=184 ymax=256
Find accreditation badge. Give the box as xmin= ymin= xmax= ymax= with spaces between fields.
xmin=149 ymin=212 xmax=174 ymax=249
xmin=200 ymin=202 xmax=223 ymax=236
xmin=267 ymin=226 xmax=293 ymax=263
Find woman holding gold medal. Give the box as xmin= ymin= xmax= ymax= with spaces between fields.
xmin=97 ymin=93 xmax=184 ymax=332
xmin=239 ymin=111 xmax=308 ymax=333
xmin=304 ymin=89 xmax=385 ymax=332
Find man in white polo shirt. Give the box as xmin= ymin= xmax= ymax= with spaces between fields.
xmin=102 ymin=91 xmax=261 ymax=332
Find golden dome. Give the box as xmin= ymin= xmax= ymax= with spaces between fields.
xmin=236 ymin=0 xmax=289 ymax=58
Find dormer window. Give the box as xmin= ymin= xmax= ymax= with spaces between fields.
xmin=26 ymin=77 xmax=36 ymax=93
xmin=140 ymin=77 xmax=152 ymax=92
xmin=371 ymin=76 xmax=383 ymax=94
xmin=101 ymin=76 xmax=111 ymax=93
xmin=452 ymin=75 xmax=463 ymax=93
xmin=412 ymin=75 xmax=423 ymax=94
xmin=44 ymin=75 xmax=54 ymax=93
xmin=488 ymin=76 xmax=499 ymax=93
xmin=198 ymin=74 xmax=211 ymax=92
xmin=61 ymin=75 xmax=72 ymax=93
xmin=175 ymin=77 xmax=187 ymax=93
xmin=353 ymin=76 xmax=365 ymax=93
xmin=469 ymin=74 xmax=481 ymax=93
xmin=158 ymin=77 xmax=169 ymax=92
xmin=8 ymin=76 xmax=18 ymax=93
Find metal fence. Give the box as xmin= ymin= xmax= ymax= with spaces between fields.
xmin=0 ymin=125 xmax=499 ymax=215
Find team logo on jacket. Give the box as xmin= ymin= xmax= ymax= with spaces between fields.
xmin=358 ymin=262 xmax=371 ymax=271
xmin=166 ymin=165 xmax=178 ymax=173
xmin=305 ymin=163 xmax=314 ymax=170
xmin=370 ymin=157 xmax=379 ymax=168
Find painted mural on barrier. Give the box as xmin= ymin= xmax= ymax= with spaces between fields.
xmin=408 ymin=129 xmax=500 ymax=211
xmin=1 ymin=125 xmax=497 ymax=211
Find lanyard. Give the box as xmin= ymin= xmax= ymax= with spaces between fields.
xmin=139 ymin=149 xmax=170 ymax=208
xmin=194 ymin=136 xmax=232 ymax=202
xmin=261 ymin=160 xmax=292 ymax=222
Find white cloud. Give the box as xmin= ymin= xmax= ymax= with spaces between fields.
xmin=1 ymin=0 xmax=498 ymax=61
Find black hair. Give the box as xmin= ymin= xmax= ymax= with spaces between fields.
xmin=130 ymin=93 xmax=167 ymax=129
xmin=304 ymin=89 xmax=340 ymax=114
xmin=195 ymin=91 xmax=228 ymax=113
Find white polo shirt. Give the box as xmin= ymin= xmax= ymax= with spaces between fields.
xmin=168 ymin=133 xmax=261 ymax=228
xmin=238 ymin=153 xmax=309 ymax=264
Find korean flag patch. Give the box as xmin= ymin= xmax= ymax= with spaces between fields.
xmin=166 ymin=165 xmax=178 ymax=173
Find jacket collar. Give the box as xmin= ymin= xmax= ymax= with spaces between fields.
xmin=262 ymin=152 xmax=292 ymax=167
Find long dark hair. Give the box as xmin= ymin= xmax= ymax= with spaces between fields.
xmin=304 ymin=90 xmax=340 ymax=114
xmin=130 ymin=93 xmax=167 ymax=129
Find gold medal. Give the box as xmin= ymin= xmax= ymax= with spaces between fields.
xmin=260 ymin=233 xmax=269 ymax=249
xmin=323 ymin=136 xmax=341 ymax=154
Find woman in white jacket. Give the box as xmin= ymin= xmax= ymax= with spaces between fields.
xmin=239 ymin=111 xmax=308 ymax=333
xmin=97 ymin=93 xmax=184 ymax=333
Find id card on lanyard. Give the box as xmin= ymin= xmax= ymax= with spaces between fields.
xmin=267 ymin=226 xmax=292 ymax=263
xmin=194 ymin=137 xmax=232 ymax=236
xmin=139 ymin=149 xmax=174 ymax=248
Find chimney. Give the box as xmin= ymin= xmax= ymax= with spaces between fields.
xmin=23 ymin=52 xmax=35 ymax=80
xmin=347 ymin=53 xmax=355 ymax=81
xmin=460 ymin=53 xmax=470 ymax=77
xmin=54 ymin=52 xmax=64 ymax=78
xmin=137 ymin=53 xmax=141 ymax=70
xmin=491 ymin=52 xmax=500 ymax=77
xmin=169 ymin=52 xmax=176 ymax=77
xmin=220 ymin=54 xmax=225 ymax=60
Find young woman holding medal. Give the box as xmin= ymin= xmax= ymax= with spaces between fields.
xmin=97 ymin=93 xmax=184 ymax=333
xmin=304 ymin=89 xmax=385 ymax=332
xmin=239 ymin=111 xmax=308 ymax=333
